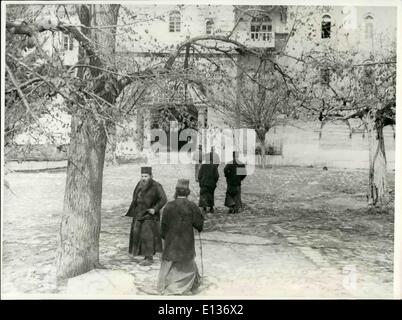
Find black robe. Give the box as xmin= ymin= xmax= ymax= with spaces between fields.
xmin=198 ymin=163 xmax=219 ymax=208
xmin=160 ymin=198 xmax=204 ymax=262
xmin=224 ymin=160 xmax=247 ymax=209
xmin=158 ymin=198 xmax=204 ymax=295
xmin=126 ymin=179 xmax=167 ymax=257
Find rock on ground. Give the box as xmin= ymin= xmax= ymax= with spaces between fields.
xmin=65 ymin=269 xmax=138 ymax=296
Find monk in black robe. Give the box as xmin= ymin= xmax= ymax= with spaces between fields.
xmin=198 ymin=151 xmax=219 ymax=213
xmin=224 ymin=151 xmax=247 ymax=213
xmin=126 ymin=166 xmax=167 ymax=266
xmin=158 ymin=179 xmax=204 ymax=295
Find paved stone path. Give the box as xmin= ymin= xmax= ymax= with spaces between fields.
xmin=2 ymin=163 xmax=394 ymax=298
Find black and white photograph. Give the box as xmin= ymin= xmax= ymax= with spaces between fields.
xmin=1 ymin=0 xmax=401 ymax=300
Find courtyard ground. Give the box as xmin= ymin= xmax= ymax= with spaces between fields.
xmin=1 ymin=162 xmax=395 ymax=298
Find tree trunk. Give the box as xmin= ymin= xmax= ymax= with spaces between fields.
xmin=105 ymin=124 xmax=118 ymax=166
xmin=56 ymin=4 xmax=120 ymax=280
xmin=235 ymin=56 xmax=243 ymax=129
xmin=260 ymin=139 xmax=266 ymax=169
xmin=367 ymin=120 xmax=388 ymax=206
xmin=233 ymin=55 xmax=244 ymax=152
xmin=56 ymin=115 xmax=106 ymax=279
xmin=256 ymin=129 xmax=267 ymax=169
xmin=135 ymin=109 xmax=144 ymax=152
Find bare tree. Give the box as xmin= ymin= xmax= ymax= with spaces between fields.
xmin=6 ymin=4 xmax=287 ymax=279
xmin=6 ymin=4 xmax=174 ymax=279
xmin=290 ymin=46 xmax=396 ymax=206
xmin=208 ymin=58 xmax=293 ymax=168
xmin=6 ymin=5 xmax=395 ymax=283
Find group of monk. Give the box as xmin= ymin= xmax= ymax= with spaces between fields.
xmin=197 ymin=148 xmax=247 ymax=214
xmin=125 ymin=149 xmax=247 ymax=295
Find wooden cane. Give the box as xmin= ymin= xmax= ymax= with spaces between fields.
xmin=198 ymin=231 xmax=204 ymax=279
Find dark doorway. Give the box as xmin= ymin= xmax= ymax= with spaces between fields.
xmin=150 ymin=105 xmax=198 ymax=152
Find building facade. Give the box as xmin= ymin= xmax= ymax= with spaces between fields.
xmin=10 ymin=4 xmax=397 ymax=169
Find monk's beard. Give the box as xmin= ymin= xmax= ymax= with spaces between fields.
xmin=140 ymin=178 xmax=152 ymax=189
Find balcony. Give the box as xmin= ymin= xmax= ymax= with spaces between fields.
xmin=244 ymin=31 xmax=275 ymax=48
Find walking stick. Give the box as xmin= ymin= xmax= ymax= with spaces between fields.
xmin=198 ymin=231 xmax=204 ymax=279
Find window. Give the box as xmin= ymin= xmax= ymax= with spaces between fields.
xmin=364 ymin=14 xmax=374 ymax=39
xmin=63 ymin=34 xmax=74 ymax=51
xmin=321 ymin=14 xmax=331 ymax=39
xmin=250 ymin=15 xmax=272 ymax=41
xmin=169 ymin=10 xmax=181 ymax=32
xmin=206 ymin=19 xmax=214 ymax=35
xmin=321 ymin=68 xmax=330 ymax=85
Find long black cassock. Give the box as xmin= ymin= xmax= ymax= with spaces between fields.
xmin=224 ymin=160 xmax=247 ymax=211
xmin=126 ymin=179 xmax=167 ymax=257
xmin=198 ymin=163 xmax=219 ymax=208
xmin=158 ymin=197 xmax=204 ymax=295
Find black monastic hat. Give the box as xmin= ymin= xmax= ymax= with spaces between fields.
xmin=141 ymin=166 xmax=152 ymax=175
xmin=176 ymin=179 xmax=190 ymax=190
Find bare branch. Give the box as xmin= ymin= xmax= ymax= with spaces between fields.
xmin=165 ymin=35 xmax=262 ymax=69
xmin=5 ymin=77 xmax=43 ymax=94
xmin=5 ymin=63 xmax=32 ymax=115
xmin=7 ymin=19 xmax=97 ymax=56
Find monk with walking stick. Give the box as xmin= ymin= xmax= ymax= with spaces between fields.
xmin=158 ymin=179 xmax=205 ymax=295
